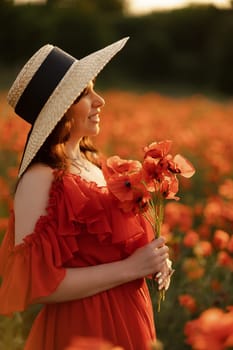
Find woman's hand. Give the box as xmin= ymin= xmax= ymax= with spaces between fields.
xmin=125 ymin=237 xmax=169 ymax=280
xmin=156 ymin=258 xmax=175 ymax=291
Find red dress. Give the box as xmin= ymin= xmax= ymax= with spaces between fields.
xmin=0 ymin=170 xmax=156 ymax=350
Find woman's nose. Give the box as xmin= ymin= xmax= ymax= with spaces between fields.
xmin=93 ymin=91 xmax=105 ymax=108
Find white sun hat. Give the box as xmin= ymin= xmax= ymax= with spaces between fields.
xmin=7 ymin=37 xmax=129 ymax=177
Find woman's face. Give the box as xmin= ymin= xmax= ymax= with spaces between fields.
xmin=66 ymin=81 xmax=105 ymax=140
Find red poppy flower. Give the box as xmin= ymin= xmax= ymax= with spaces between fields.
xmin=213 ymin=229 xmax=230 ymax=250
xmin=185 ymin=308 xmax=233 ymax=350
xmin=194 ymin=241 xmax=213 ymax=257
xmin=227 ymin=236 xmax=233 ymax=253
xmin=158 ymin=175 xmax=179 ymax=200
xmin=179 ymin=294 xmax=197 ymax=313
xmin=183 ymin=230 xmax=199 ymax=248
xmin=107 ymin=172 xmax=150 ymax=213
xmin=168 ymin=154 xmax=195 ymax=178
xmin=217 ymin=251 xmax=233 ymax=270
xmin=102 ymin=155 xmax=142 ymax=179
xmin=142 ymin=156 xmax=170 ymax=184
xmin=143 ymin=140 xmax=172 ymax=159
xmin=142 ymin=143 xmax=195 ymax=192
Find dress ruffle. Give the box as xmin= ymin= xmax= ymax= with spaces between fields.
xmin=48 ymin=171 xmax=153 ymax=256
xmin=0 ymin=170 xmax=154 ymax=315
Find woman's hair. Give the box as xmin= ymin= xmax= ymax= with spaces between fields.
xmin=29 ymin=88 xmax=101 ymax=172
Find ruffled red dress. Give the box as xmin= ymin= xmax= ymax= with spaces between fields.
xmin=0 ymin=170 xmax=156 ymax=350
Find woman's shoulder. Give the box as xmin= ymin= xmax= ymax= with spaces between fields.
xmin=16 ymin=162 xmax=55 ymax=200
xmin=15 ymin=163 xmax=54 ymax=198
xmin=19 ymin=162 xmax=54 ymax=181
xmin=14 ymin=163 xmax=55 ymax=244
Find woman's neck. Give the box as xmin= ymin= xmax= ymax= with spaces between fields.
xmin=64 ymin=139 xmax=106 ymax=187
xmin=64 ymin=139 xmax=84 ymax=161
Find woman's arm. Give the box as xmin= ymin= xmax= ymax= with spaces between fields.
xmin=36 ymin=237 xmax=168 ymax=303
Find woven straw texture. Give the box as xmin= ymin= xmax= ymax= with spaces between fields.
xmin=7 ymin=45 xmax=54 ymax=109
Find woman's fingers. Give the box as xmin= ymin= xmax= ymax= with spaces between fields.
xmin=152 ymin=236 xmax=166 ymax=248
xmin=156 ymin=259 xmax=175 ymax=290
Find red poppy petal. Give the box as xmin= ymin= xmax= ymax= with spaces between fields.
xmin=108 ymin=177 xmax=134 ymax=201
xmin=173 ymin=154 xmax=195 ymax=178
xmin=144 ymin=140 xmax=173 ymax=158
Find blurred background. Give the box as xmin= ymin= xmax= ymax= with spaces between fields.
xmin=0 ymin=1 xmax=233 ymax=349
xmin=1 ymin=0 xmax=233 ymax=96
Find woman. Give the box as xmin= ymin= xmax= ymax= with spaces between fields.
xmin=0 ymin=38 xmax=172 ymax=350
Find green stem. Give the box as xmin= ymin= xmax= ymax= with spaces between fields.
xmin=148 ymin=190 xmax=166 ymax=312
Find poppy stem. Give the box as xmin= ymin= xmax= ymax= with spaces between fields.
xmin=147 ymin=189 xmax=166 ymax=312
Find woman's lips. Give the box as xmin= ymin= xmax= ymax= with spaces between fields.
xmin=89 ymin=114 xmax=100 ymax=123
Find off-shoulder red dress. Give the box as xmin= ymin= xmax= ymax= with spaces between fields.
xmin=0 ymin=170 xmax=156 ymax=350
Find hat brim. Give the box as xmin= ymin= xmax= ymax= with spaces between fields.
xmin=18 ymin=37 xmax=129 ymax=177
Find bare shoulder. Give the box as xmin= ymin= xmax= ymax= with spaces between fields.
xmin=15 ymin=163 xmax=54 ymax=195
xmin=14 ymin=164 xmax=54 ymax=245
xmin=15 ymin=163 xmax=54 ymax=201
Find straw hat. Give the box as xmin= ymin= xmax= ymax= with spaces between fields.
xmin=7 ymin=37 xmax=129 ymax=177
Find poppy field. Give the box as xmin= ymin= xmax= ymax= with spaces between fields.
xmin=0 ymin=89 xmax=233 ymax=349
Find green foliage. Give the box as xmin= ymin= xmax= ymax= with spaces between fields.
xmin=0 ymin=305 xmax=42 ymax=350
xmin=1 ymin=4 xmax=233 ymax=93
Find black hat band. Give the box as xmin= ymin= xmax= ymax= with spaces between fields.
xmin=15 ymin=47 xmax=76 ymax=125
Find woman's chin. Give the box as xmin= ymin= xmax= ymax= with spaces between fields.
xmin=90 ymin=126 xmax=100 ymax=136
xmin=78 ymin=125 xmax=100 ymax=138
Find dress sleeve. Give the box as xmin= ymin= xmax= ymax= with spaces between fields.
xmin=0 ymin=198 xmax=66 ymax=316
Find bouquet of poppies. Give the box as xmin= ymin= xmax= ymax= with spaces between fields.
xmin=102 ymin=140 xmax=195 ymax=310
